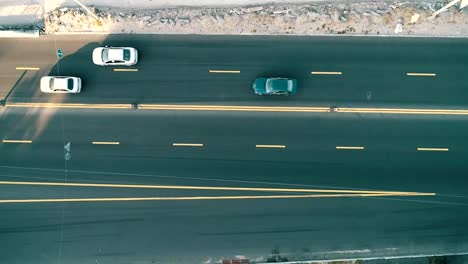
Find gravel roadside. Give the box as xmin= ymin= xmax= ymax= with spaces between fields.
xmin=43 ymin=1 xmax=468 ymax=37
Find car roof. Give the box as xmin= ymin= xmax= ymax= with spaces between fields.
xmin=52 ymin=77 xmax=72 ymax=90
xmin=107 ymin=48 xmax=124 ymax=61
xmin=266 ymin=78 xmax=289 ymax=92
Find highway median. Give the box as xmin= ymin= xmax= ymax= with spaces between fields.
xmin=6 ymin=102 xmax=468 ymax=116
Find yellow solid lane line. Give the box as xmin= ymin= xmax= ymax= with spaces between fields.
xmin=7 ymin=103 xmax=131 ymax=109
xmin=0 ymin=181 xmax=434 ymax=196
xmin=417 ymin=147 xmax=449 ymax=152
xmin=15 ymin=67 xmax=40 ymax=71
xmin=7 ymin=103 xmax=330 ymax=113
xmin=311 ymin=71 xmax=342 ymax=75
xmin=7 ymin=103 xmax=468 ymax=116
xmin=336 ymin=146 xmax=365 ymax=150
xmin=208 ymin=70 xmax=241 ymax=74
xmin=0 ymin=192 xmax=433 ymax=204
xmin=256 ymin=144 xmax=286 ymax=149
xmin=337 ymin=107 xmax=468 ymax=115
xmin=92 ymin=141 xmax=120 ymax=145
xmin=140 ymin=104 xmax=330 ymax=113
xmin=113 ymin=68 xmax=138 ymax=72
xmin=2 ymin=140 xmax=32 ymax=144
xmin=172 ymin=143 xmax=203 ymax=147
xmin=407 ymin=73 xmax=436 ymax=77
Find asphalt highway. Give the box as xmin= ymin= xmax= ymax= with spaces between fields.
xmin=1 ymin=35 xmax=468 ymax=264
xmin=1 ymin=107 xmax=468 ymax=264
xmin=0 ymin=35 xmax=467 ymax=106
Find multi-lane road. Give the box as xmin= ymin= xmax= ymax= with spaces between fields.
xmin=1 ymin=35 xmax=468 ymax=264
xmin=1 ymin=35 xmax=468 ymax=106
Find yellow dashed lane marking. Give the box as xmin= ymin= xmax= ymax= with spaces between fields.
xmin=208 ymin=70 xmax=241 ymax=74
xmin=417 ymin=147 xmax=449 ymax=152
xmin=92 ymin=141 xmax=120 ymax=145
xmin=113 ymin=68 xmax=138 ymax=72
xmin=407 ymin=73 xmax=436 ymax=77
xmin=256 ymin=144 xmax=286 ymax=149
xmin=311 ymin=71 xmax=342 ymax=75
xmin=2 ymin=140 xmax=32 ymax=144
xmin=336 ymin=146 xmax=365 ymax=150
xmin=172 ymin=143 xmax=203 ymax=147
xmin=15 ymin=67 xmax=40 ymax=71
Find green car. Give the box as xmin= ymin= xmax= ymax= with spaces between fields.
xmin=253 ymin=77 xmax=297 ymax=96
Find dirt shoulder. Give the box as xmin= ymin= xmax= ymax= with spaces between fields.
xmin=44 ymin=1 xmax=468 ymax=37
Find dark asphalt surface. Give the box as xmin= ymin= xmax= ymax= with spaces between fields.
xmin=1 ymin=35 xmax=468 ymax=264
xmin=1 ymin=107 xmax=468 ymax=264
xmin=1 ymin=35 xmax=468 ymax=107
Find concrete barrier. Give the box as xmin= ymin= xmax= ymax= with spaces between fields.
xmin=0 ymin=30 xmax=39 ymax=38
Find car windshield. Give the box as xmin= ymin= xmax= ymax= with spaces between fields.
xmin=123 ymin=49 xmax=131 ymax=61
xmin=67 ymin=79 xmax=73 ymax=89
xmin=49 ymin=78 xmax=54 ymax=89
xmin=102 ymin=49 xmax=109 ymax=62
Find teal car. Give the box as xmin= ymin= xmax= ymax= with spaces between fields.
xmin=253 ymin=77 xmax=297 ymax=96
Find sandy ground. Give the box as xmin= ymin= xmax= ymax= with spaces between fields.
xmin=0 ymin=0 xmax=42 ymax=27
xmin=0 ymin=0 xmax=427 ymax=13
xmin=1 ymin=0 xmax=339 ymax=27
xmin=44 ymin=1 xmax=468 ymax=37
xmin=41 ymin=0 xmax=435 ymax=12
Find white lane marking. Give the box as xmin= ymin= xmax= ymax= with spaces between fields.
xmin=336 ymin=146 xmax=365 ymax=150
xmin=311 ymin=71 xmax=342 ymax=75
xmin=172 ymin=143 xmax=203 ymax=147
xmin=417 ymin=147 xmax=449 ymax=152
xmin=255 ymin=144 xmax=286 ymax=149
xmin=407 ymin=73 xmax=436 ymax=77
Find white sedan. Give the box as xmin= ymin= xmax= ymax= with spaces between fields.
xmin=40 ymin=76 xmax=81 ymax=93
xmin=92 ymin=46 xmax=138 ymax=66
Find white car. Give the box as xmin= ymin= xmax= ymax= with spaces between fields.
xmin=40 ymin=76 xmax=81 ymax=93
xmin=92 ymin=46 xmax=138 ymax=66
